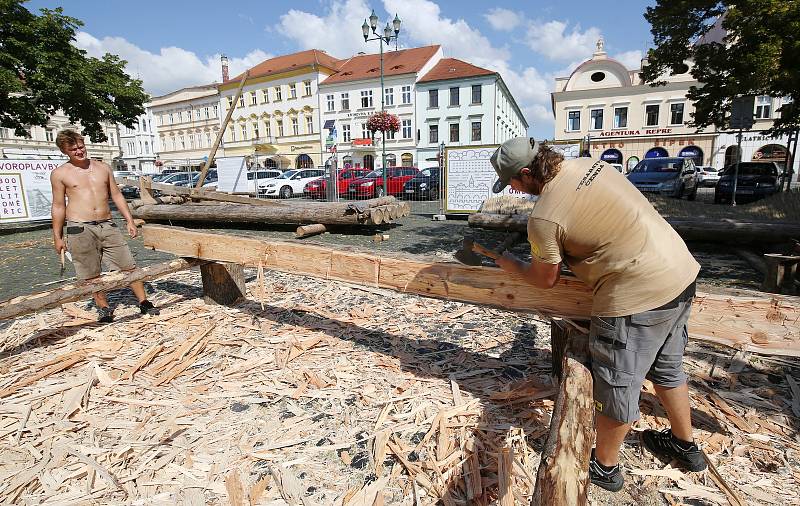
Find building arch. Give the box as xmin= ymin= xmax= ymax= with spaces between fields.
xmin=401 ymin=152 xmax=414 ymax=166
xmin=295 ymin=153 xmax=313 ymax=169
xmin=600 ymin=148 xmax=623 ymax=164
xmin=754 ymin=143 xmax=788 ymax=163
xmin=678 ymin=145 xmax=704 ymax=166
xmin=363 ymin=154 xmax=375 ymax=170
xmin=645 ymin=147 xmax=669 ymax=158
xmin=385 ymin=153 xmax=397 ymax=167
xmin=724 ymin=145 xmax=739 ymax=167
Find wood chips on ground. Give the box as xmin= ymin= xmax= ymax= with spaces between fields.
xmin=0 ymin=269 xmax=799 ymax=505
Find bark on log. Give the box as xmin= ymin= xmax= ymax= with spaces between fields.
xmin=532 ymin=356 xmax=593 ymax=506
xmin=141 ymin=225 xmax=800 ymax=356
xmin=550 ymin=318 xmax=590 ymax=380
xmin=468 ymin=212 xmax=800 ymax=244
xmin=200 ymin=262 xmax=246 ymax=305
xmin=132 ymin=202 xmax=392 ymax=226
xmin=295 ymin=224 xmax=327 ymax=238
xmin=0 ymin=258 xmax=202 ymax=320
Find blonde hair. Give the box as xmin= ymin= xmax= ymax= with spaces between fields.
xmin=55 ymin=129 xmax=84 ymax=151
xmin=529 ymin=144 xmax=564 ymax=185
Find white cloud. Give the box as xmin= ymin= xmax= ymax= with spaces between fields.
xmin=525 ymin=20 xmax=601 ymax=62
xmin=74 ymin=32 xmax=270 ymax=97
xmin=484 ymin=8 xmax=522 ymax=31
xmin=611 ymin=50 xmax=643 ymax=71
xmin=275 ymin=0 xmax=372 ymax=59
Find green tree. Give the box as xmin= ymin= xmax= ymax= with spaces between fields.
xmin=641 ymin=0 xmax=800 ymax=134
xmin=0 ymin=0 xmax=147 ymax=142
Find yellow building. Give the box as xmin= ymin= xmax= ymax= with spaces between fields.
xmin=218 ymin=50 xmax=340 ymax=170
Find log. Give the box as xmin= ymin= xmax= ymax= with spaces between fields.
xmin=550 ymin=318 xmax=589 ymax=380
xmin=133 ymin=202 xmax=387 ymax=226
xmin=468 ymin=212 xmax=800 ymax=244
xmin=295 ymin=224 xmax=327 ymax=239
xmin=141 ymin=225 xmax=800 ymax=356
xmin=369 ymin=208 xmax=384 ymax=225
xmin=200 ymin=262 xmax=246 ymax=305
xmin=0 ymin=258 xmax=203 ymax=321
xmin=532 ymin=356 xmax=593 ymax=506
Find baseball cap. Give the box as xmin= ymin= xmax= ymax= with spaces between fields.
xmin=490 ymin=137 xmax=539 ymax=193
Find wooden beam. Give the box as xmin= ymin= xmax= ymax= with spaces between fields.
xmin=0 ymin=258 xmax=203 ymax=321
xmin=141 ymin=225 xmax=800 ymax=356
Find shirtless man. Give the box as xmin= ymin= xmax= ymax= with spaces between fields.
xmin=51 ymin=129 xmax=158 ymax=323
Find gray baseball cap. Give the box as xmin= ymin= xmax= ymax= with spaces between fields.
xmin=490 ymin=137 xmax=539 ymax=193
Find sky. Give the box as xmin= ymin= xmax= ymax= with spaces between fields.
xmin=26 ymin=0 xmax=657 ymax=139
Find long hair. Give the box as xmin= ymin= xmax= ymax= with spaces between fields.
xmin=529 ymin=144 xmax=564 ymax=185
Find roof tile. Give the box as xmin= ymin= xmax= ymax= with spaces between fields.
xmin=322 ymin=45 xmax=440 ymax=85
xmin=417 ymin=58 xmax=495 ymax=84
xmin=227 ymin=49 xmax=341 ymax=83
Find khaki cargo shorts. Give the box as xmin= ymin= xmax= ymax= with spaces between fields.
xmin=65 ymin=220 xmax=136 ymax=280
xmin=589 ymin=282 xmax=695 ymax=424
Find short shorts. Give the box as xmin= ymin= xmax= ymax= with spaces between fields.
xmin=65 ymin=220 xmax=136 ymax=280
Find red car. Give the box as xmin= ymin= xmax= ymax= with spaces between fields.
xmin=303 ymin=168 xmax=370 ymax=198
xmin=347 ymin=167 xmax=420 ymax=198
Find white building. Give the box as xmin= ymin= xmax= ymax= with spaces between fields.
xmin=118 ymin=111 xmax=157 ymax=174
xmin=415 ymin=58 xmax=528 ymax=169
xmin=319 ymin=45 xmax=443 ymax=170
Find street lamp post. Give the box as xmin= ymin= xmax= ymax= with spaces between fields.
xmin=362 ymin=10 xmax=401 ymax=195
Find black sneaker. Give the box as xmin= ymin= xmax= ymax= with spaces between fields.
xmin=589 ymin=449 xmax=624 ymax=492
xmin=139 ymin=300 xmax=160 ymax=316
xmin=98 ymin=307 xmax=114 ymax=323
xmin=641 ymin=429 xmax=707 ymax=472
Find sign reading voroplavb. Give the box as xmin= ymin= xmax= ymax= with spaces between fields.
xmin=0 ymin=159 xmax=60 ymax=223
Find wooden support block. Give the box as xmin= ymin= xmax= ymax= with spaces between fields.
xmin=295 ymin=223 xmax=327 ymax=239
xmin=200 ymin=262 xmax=246 ymax=306
xmin=550 ymin=318 xmax=590 ymax=380
xmin=139 ymin=176 xmax=157 ymax=205
xmin=762 ymin=254 xmax=800 ymax=294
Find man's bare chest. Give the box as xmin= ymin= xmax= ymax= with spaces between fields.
xmin=63 ymin=167 xmax=108 ymax=197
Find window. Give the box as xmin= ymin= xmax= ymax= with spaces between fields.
xmin=402 ymin=119 xmax=412 ymax=139
xmin=755 ymin=95 xmax=771 ymax=119
xmin=45 ymin=128 xmax=55 ymax=142
xmin=567 ymin=110 xmax=580 ymax=131
xmin=227 ymin=96 xmax=234 ymax=108
xmin=613 ymin=107 xmax=627 ymax=128
xmin=429 ymin=124 xmax=438 ymax=143
xmin=401 ymin=85 xmax=411 ymax=104
xmin=670 ymin=103 xmax=685 ymax=125
xmin=471 ymin=121 xmax=481 ymax=142
xmin=645 ymin=104 xmax=659 ymax=126
xmin=590 ymin=109 xmax=603 ymax=130
xmin=385 ymin=87 xmax=394 ymax=106
xmin=251 ymin=92 xmax=257 ymax=106
xmin=240 ymin=124 xmax=248 ymax=140
xmin=401 ymin=153 xmax=413 ymax=166
xmin=449 ymin=87 xmax=459 ymax=106
xmin=361 ymin=123 xmax=370 ymax=139
xmin=342 ymin=124 xmax=351 ymax=142
xmin=304 ymin=80 xmax=312 ymax=96
xmin=471 ymin=85 xmax=482 ymax=104
xmin=144 ymin=141 xmax=150 ymax=154
xmin=204 ymin=107 xmax=210 ymax=119
xmin=180 ymin=136 xmax=186 ymax=149
xmin=189 ymin=135 xmax=194 ymax=149
xmin=277 ymin=119 xmax=284 ymax=137
xmin=230 ymin=128 xmax=236 ymax=142
xmin=213 ymin=105 xmax=218 ymax=117
xmin=239 ymin=96 xmax=245 ymax=108
xmin=252 ymin=122 xmax=259 ymax=139
xmin=291 ymin=117 xmax=299 ymax=135
xmin=306 ymin=116 xmax=313 ymax=134
xmin=386 ymin=154 xmax=396 ymax=167
xmin=206 ymin=133 xmax=212 ymax=146
xmin=289 ymin=83 xmax=297 ymax=99
xmin=429 ymin=89 xmax=438 ymax=108
xmin=360 ymin=90 xmax=373 ymax=108
xmin=326 ymin=94 xmax=335 ymax=112
xmin=264 ymin=120 xmax=271 ymax=138
xmin=169 ymin=113 xmax=174 ymax=124
xmin=449 ymin=123 xmax=459 ymax=142
xmin=262 ymin=90 xmax=269 ymax=103
xmin=274 ymin=86 xmax=282 ymax=101
xmin=341 ymin=92 xmax=350 ymax=110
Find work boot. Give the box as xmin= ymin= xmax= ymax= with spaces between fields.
xmin=641 ymin=428 xmax=707 ymax=472
xmin=139 ymin=300 xmax=160 ymax=316
xmin=589 ymin=449 xmax=624 ymax=492
xmin=97 ymin=307 xmax=114 ymax=323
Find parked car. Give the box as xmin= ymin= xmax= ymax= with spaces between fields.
xmin=626 ymin=157 xmax=698 ymax=200
xmin=695 ymin=166 xmax=721 ymax=187
xmin=402 ymin=167 xmax=441 ymax=200
xmin=120 ymin=185 xmax=140 ymax=199
xmin=173 ymin=170 xmax=218 ymax=187
xmin=259 ymin=169 xmax=325 ymax=198
xmin=347 ymin=167 xmax=420 ymax=198
xmin=303 ymin=168 xmax=370 ymax=199
xmin=714 ymin=161 xmax=782 ymax=204
xmin=609 ymin=163 xmax=624 ymax=174
xmin=113 ymin=170 xmax=139 ymax=180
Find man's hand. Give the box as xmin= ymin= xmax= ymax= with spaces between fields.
xmin=127 ymin=220 xmax=138 ymax=239
xmin=495 ymin=251 xmax=523 ymax=275
xmin=54 ymin=237 xmax=66 ymax=255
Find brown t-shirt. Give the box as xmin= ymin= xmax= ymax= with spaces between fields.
xmin=527 ymin=157 xmax=700 ymax=316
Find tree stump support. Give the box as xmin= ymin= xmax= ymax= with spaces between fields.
xmin=200 ymin=262 xmax=246 ymax=305
xmin=762 ymin=254 xmax=800 ymax=294
xmin=532 ymin=318 xmax=593 ymax=506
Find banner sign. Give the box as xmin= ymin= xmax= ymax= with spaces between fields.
xmin=0 ymin=159 xmax=61 ymax=223
xmin=215 ymin=156 xmax=249 ymax=193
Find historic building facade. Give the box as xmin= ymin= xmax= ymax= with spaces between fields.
xmin=218 ymin=50 xmax=340 ymax=170
xmin=415 ymin=58 xmax=527 ymax=169
xmin=118 ymin=111 xmax=157 ymax=173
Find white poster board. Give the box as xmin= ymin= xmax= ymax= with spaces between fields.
xmin=0 ymin=159 xmax=61 ymax=223
xmin=214 ymin=156 xmax=248 ymax=193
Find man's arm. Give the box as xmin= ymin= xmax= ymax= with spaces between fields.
xmin=105 ymin=164 xmax=137 ymax=238
xmin=495 ymin=252 xmax=561 ymax=289
xmin=50 ymin=169 xmax=67 ymax=254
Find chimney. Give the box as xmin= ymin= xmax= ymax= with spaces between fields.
xmin=221 ymin=54 xmax=229 ymax=82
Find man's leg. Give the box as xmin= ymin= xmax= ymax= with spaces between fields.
xmin=93 ymin=291 xmax=109 ymax=308
xmin=129 ymin=280 xmax=147 ymax=303
xmin=594 ymin=414 xmax=631 ymax=466
xmin=654 ymin=382 xmax=693 ymax=442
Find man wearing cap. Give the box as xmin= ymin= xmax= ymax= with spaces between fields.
xmin=491 ymin=137 xmax=706 ymax=492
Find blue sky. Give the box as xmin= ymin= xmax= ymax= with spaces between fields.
xmin=26 ymin=0 xmax=656 ymax=139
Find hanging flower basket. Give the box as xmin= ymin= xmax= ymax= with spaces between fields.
xmin=366 ymin=111 xmax=400 ymax=133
